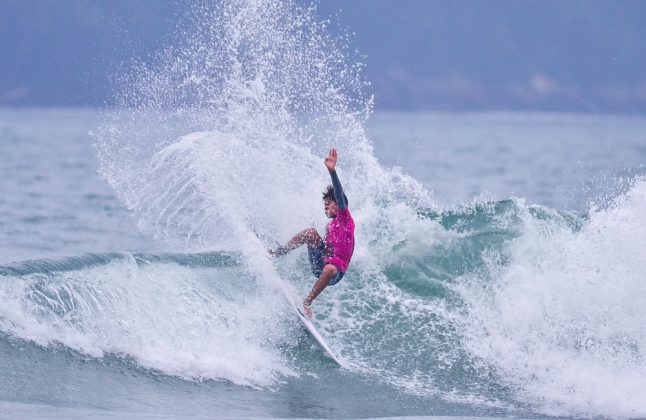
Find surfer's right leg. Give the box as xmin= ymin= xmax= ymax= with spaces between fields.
xmin=302 ymin=263 xmax=338 ymax=318
xmin=269 ymin=228 xmax=322 ymax=257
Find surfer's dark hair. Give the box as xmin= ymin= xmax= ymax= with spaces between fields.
xmin=322 ymin=185 xmax=348 ymax=205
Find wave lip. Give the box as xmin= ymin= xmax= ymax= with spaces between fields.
xmin=0 ymin=251 xmax=242 ymax=276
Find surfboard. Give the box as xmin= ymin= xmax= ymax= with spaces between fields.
xmin=278 ymin=286 xmax=343 ymax=366
xmin=292 ymin=303 xmax=344 ymax=366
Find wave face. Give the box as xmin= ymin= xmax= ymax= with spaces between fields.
xmin=0 ymin=251 xmax=298 ymax=388
xmin=69 ymin=0 xmax=646 ymax=417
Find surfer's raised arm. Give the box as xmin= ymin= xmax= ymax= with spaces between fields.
xmin=269 ymin=147 xmax=355 ymax=319
xmin=325 ymin=148 xmax=348 ymax=210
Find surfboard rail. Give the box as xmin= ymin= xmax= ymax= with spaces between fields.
xmin=293 ymin=304 xmax=344 ymax=366
xmin=273 ymin=278 xmax=344 ymax=366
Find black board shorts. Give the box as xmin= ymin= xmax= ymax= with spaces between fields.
xmin=307 ymin=243 xmax=345 ymax=286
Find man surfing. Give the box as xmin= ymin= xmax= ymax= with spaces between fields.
xmin=269 ymin=148 xmax=355 ymax=318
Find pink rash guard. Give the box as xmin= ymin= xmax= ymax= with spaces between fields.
xmin=323 ymin=170 xmax=354 ymax=273
xmin=324 ymin=208 xmax=355 ymax=272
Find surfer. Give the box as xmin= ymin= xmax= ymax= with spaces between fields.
xmin=269 ymin=148 xmax=355 ymax=318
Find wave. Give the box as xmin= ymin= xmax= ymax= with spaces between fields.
xmin=0 ymin=249 xmax=296 ymax=388
xmin=455 ymin=179 xmax=646 ymax=417
xmin=82 ymin=0 xmax=646 ymax=416
xmin=1 ymin=179 xmax=645 ymax=417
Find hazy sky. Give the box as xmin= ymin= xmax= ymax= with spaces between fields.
xmin=1 ymin=0 xmax=645 ymax=112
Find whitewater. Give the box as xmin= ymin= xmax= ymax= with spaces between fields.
xmin=1 ymin=1 xmax=646 ymax=418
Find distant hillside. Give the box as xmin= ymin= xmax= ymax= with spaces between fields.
xmin=2 ymin=0 xmax=645 ymax=113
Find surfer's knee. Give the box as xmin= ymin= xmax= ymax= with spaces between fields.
xmin=303 ymin=227 xmax=317 ymax=236
xmin=322 ymin=263 xmax=337 ymax=277
xmin=302 ymin=228 xmax=321 ymax=245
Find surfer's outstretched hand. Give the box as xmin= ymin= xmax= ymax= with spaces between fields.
xmin=324 ymin=148 xmax=337 ymax=172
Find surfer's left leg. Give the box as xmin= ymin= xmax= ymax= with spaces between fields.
xmin=268 ymin=228 xmax=322 ymax=257
xmin=303 ymin=263 xmax=342 ymax=318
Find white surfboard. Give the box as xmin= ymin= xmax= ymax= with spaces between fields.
xmin=279 ymin=288 xmax=343 ymax=366
xmin=292 ymin=303 xmax=344 ymax=366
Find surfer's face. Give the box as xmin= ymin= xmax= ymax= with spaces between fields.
xmin=324 ymin=199 xmax=338 ymax=218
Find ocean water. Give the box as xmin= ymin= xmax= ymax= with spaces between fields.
xmin=2 ymin=1 xmax=646 ymax=419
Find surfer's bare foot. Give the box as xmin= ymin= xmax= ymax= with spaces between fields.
xmin=268 ymin=246 xmax=287 ymax=258
xmin=302 ymin=300 xmax=312 ymax=318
